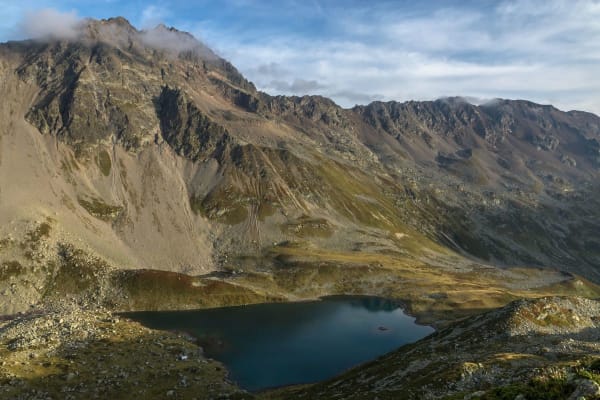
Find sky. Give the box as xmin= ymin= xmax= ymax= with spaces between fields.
xmin=1 ymin=0 xmax=599 ymax=114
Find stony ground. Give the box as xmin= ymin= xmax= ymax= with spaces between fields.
xmin=1 ymin=296 xmax=599 ymax=400
xmin=0 ymin=304 xmax=251 ymax=400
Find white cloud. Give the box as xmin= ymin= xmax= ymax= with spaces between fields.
xmin=2 ymin=1 xmax=599 ymax=114
xmin=18 ymin=8 xmax=81 ymax=40
xmin=197 ymin=0 xmax=600 ymax=113
xmin=266 ymin=79 xmax=325 ymax=93
xmin=140 ymin=5 xmax=170 ymax=29
xmin=139 ymin=24 xmax=218 ymax=60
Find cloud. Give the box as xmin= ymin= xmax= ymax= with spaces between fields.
xmin=8 ymin=5 xmax=217 ymax=61
xmin=266 ymin=79 xmax=326 ymax=93
xmin=140 ymin=5 xmax=170 ymax=28
xmin=330 ymin=90 xmax=384 ymax=105
xmin=140 ymin=24 xmax=218 ymax=59
xmin=254 ymin=62 xmax=289 ymax=78
xmin=199 ymin=0 xmax=600 ymax=114
xmin=2 ymin=1 xmax=599 ymax=114
xmin=18 ymin=8 xmax=81 ymax=40
xmin=137 ymin=5 xmax=218 ymax=58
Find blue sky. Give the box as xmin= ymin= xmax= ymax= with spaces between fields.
xmin=1 ymin=0 xmax=599 ymax=114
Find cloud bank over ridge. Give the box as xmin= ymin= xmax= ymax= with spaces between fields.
xmin=193 ymin=0 xmax=600 ymax=113
xmin=10 ymin=7 xmax=215 ymax=60
xmin=1 ymin=1 xmax=599 ymax=114
xmin=18 ymin=8 xmax=81 ymax=40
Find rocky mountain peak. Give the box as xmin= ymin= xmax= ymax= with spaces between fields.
xmin=139 ymin=23 xmax=219 ymax=60
xmin=76 ymin=17 xmax=139 ymax=53
xmin=77 ymin=17 xmax=218 ymax=61
xmin=11 ymin=15 xmax=219 ymax=65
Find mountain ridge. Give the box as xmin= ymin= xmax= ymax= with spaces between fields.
xmin=0 ymin=15 xmax=599 ymax=316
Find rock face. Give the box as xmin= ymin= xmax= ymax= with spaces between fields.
xmin=156 ymin=86 xmax=231 ymax=161
xmin=1 ymin=16 xmax=600 ymax=317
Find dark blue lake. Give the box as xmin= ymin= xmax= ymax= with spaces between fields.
xmin=124 ymin=296 xmax=434 ymax=391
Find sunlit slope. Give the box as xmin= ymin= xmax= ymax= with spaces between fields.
xmin=0 ymin=17 xmax=600 ymax=317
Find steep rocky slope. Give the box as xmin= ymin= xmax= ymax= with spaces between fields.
xmin=354 ymin=99 xmax=600 ymax=279
xmin=0 ymin=16 xmax=599 ymax=319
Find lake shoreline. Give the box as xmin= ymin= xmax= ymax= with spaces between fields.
xmin=124 ymin=295 xmax=434 ymax=391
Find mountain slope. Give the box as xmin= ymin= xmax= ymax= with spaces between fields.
xmin=353 ymin=98 xmax=600 ymax=279
xmin=0 ymin=17 xmax=599 ymax=319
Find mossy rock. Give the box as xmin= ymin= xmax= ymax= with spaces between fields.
xmin=0 ymin=260 xmax=24 ymax=280
xmin=115 ymin=269 xmax=273 ymax=310
xmin=44 ymin=244 xmax=108 ymax=298
xmin=257 ymin=201 xmax=277 ymax=221
xmin=19 ymin=221 xmax=52 ymax=253
xmin=189 ymin=195 xmax=208 ymax=217
xmin=218 ymin=205 xmax=248 ymax=225
xmin=479 ymin=375 xmax=574 ymax=400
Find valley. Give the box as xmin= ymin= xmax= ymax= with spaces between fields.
xmin=0 ymin=16 xmax=599 ymax=399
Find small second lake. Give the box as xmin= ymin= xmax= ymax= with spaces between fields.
xmin=124 ymin=296 xmax=434 ymax=391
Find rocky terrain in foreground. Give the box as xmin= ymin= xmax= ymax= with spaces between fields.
xmin=0 ymin=305 xmax=250 ymax=400
xmin=0 ymin=297 xmax=598 ymax=400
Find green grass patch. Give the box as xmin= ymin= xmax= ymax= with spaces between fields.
xmin=97 ymin=150 xmax=112 ymax=176
xmin=19 ymin=221 xmax=52 ymax=253
xmin=257 ymin=201 xmax=277 ymax=221
xmin=190 ymin=195 xmax=208 ymax=217
xmin=190 ymin=193 xmax=249 ymax=225
xmin=578 ymin=360 xmax=600 ymax=385
xmin=477 ymin=375 xmax=574 ymax=400
xmin=78 ymin=197 xmax=123 ymax=221
xmin=115 ymin=269 xmax=275 ymax=310
xmin=0 ymin=237 xmax=10 ymax=251
xmin=219 ymin=205 xmax=249 ymax=225
xmin=44 ymin=244 xmax=108 ymax=298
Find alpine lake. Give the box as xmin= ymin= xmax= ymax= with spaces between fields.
xmin=124 ymin=296 xmax=434 ymax=391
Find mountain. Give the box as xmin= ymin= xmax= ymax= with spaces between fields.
xmin=1 ymin=17 xmax=600 ymax=319
xmin=355 ymin=98 xmax=600 ymax=273
xmin=1 ymin=15 xmax=600 ymax=400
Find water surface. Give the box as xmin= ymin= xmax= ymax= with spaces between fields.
xmin=124 ymin=296 xmax=433 ymax=391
